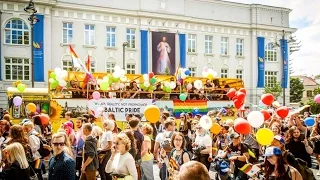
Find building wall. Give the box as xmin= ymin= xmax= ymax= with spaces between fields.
xmin=0 ymin=0 xmax=295 ymax=108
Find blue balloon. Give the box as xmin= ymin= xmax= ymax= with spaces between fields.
xmin=220 ymin=108 xmax=227 ymax=114
xmin=304 ymin=117 xmax=315 ymax=127
xmin=184 ymin=69 xmax=190 ymax=76
xmin=192 ymin=108 xmax=200 ymax=114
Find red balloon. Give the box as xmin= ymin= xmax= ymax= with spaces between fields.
xmin=232 ymin=96 xmax=238 ymax=102
xmin=260 ymin=110 xmax=271 ymax=121
xmin=261 ymin=94 xmax=274 ymax=106
xmin=234 ymin=99 xmax=243 ymax=109
xmin=39 ymin=114 xmax=49 ymax=125
xmin=276 ymin=106 xmax=289 ymax=119
xmin=227 ymin=88 xmax=236 ymax=98
xmin=239 ymin=88 xmax=247 ymax=95
xmin=234 ymin=118 xmax=251 ymax=135
xmin=236 ymin=92 xmax=246 ymax=102
xmin=148 ymin=72 xmax=154 ymax=79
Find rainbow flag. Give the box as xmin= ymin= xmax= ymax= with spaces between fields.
xmin=34 ymin=159 xmax=41 ymax=169
xmin=173 ymin=100 xmax=208 ymax=118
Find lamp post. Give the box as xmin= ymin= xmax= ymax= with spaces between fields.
xmin=24 ymin=0 xmax=39 ymax=88
xmin=122 ymin=41 xmax=128 ymax=70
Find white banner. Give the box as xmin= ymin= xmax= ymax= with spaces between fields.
xmin=88 ymin=99 xmax=154 ymax=120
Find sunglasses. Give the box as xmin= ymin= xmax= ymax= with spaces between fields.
xmin=196 ymin=127 xmax=202 ymax=130
xmin=52 ymin=142 xmax=65 ymax=147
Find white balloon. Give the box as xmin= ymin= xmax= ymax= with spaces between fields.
xmin=119 ymin=83 xmax=125 ymax=89
xmin=208 ymin=69 xmax=214 ymax=74
xmin=114 ymin=65 xmax=121 ymax=72
xmin=55 ymin=73 xmax=62 ymax=81
xmin=120 ymin=76 xmax=128 ymax=82
xmin=120 ymin=69 xmax=125 ymax=76
xmin=199 ymin=115 xmax=212 ymax=130
xmin=113 ymin=83 xmax=120 ymax=90
xmin=144 ymin=81 xmax=150 ymax=88
xmin=97 ymin=79 xmax=103 ymax=85
xmin=49 ymin=78 xmax=55 ymax=84
xmin=103 ymin=76 xmax=109 ymax=82
xmin=61 ymin=70 xmax=68 ymax=78
xmin=202 ymin=71 xmax=208 ymax=78
xmin=54 ymin=67 xmax=61 ymax=74
xmin=194 ymin=80 xmax=203 ymax=90
xmin=212 ymin=71 xmax=218 ymax=77
xmin=113 ymin=72 xmax=121 ymax=79
xmin=247 ymin=111 xmax=264 ymax=128
xmin=59 ymin=80 xmax=67 ymax=87
xmin=143 ymin=74 xmax=149 ymax=81
xmin=169 ymin=81 xmax=176 ymax=89
xmin=164 ymin=81 xmax=170 ymax=87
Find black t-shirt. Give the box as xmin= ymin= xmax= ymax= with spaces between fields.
xmin=285 ymin=140 xmax=312 ymax=168
xmin=133 ymin=130 xmax=144 ymax=160
xmin=227 ymin=143 xmax=248 ymax=168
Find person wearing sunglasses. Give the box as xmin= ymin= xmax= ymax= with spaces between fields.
xmin=48 ymin=132 xmax=75 ymax=180
xmin=192 ymin=124 xmax=212 ymax=170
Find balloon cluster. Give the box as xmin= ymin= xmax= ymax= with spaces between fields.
xmin=179 ymin=68 xmax=191 ymax=80
xmin=49 ymin=68 xmax=68 ymax=89
xmin=227 ymin=88 xmax=247 ymax=109
xmin=96 ymin=65 xmax=127 ymax=91
xmin=140 ymin=72 xmax=158 ymax=91
xmin=202 ymin=67 xmax=217 ymax=80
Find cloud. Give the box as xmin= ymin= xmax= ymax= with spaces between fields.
xmin=226 ymin=0 xmax=320 ymax=75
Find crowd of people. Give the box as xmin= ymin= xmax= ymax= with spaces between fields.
xmin=0 ymin=106 xmax=318 ymax=180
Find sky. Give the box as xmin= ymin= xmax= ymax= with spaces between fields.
xmin=226 ymin=0 xmax=320 ymax=76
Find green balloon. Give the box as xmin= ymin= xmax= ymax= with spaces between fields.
xmin=51 ymin=80 xmax=58 ymax=86
xmin=50 ymin=83 xmax=58 ymax=89
xmin=113 ymin=77 xmax=120 ymax=83
xmin=41 ymin=103 xmax=50 ymax=114
xmin=165 ymin=87 xmax=171 ymax=93
xmin=179 ymin=93 xmax=187 ymax=101
xmin=17 ymin=84 xmax=25 ymax=92
xmin=150 ymin=86 xmax=156 ymax=91
xmin=150 ymin=78 xmax=157 ymax=85
xmin=50 ymin=72 xmax=56 ymax=79
xmin=140 ymin=84 xmax=145 ymax=89
xmin=144 ymin=87 xmax=149 ymax=91
xmin=100 ymin=82 xmax=109 ymax=91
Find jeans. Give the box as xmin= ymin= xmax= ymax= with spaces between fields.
xmin=141 ymin=159 xmax=154 ymax=180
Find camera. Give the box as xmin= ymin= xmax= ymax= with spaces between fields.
xmin=192 ymin=146 xmax=206 ymax=160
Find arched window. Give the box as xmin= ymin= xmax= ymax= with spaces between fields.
xmin=4 ymin=18 xmax=29 ymax=45
xmin=84 ymin=56 xmax=96 ymax=72
xmin=126 ymin=59 xmax=136 ymax=74
xmin=188 ymin=62 xmax=197 ymax=77
xmin=61 ymin=55 xmax=73 ymax=71
xmin=265 ymin=42 xmax=277 ymax=62
xmin=220 ymin=64 xmax=228 ymax=78
xmin=105 ymin=58 xmax=117 ymax=73
xmin=236 ymin=65 xmax=244 ymax=80
xmin=206 ymin=63 xmax=214 ymax=69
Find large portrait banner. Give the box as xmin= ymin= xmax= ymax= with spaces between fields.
xmin=152 ymin=32 xmax=176 ymax=75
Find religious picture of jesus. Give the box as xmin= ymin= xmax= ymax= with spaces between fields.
xmin=156 ymin=36 xmax=171 ymax=74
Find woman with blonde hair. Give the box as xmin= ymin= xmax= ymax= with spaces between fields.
xmin=0 ymin=142 xmax=32 ymax=179
xmin=105 ymin=133 xmax=138 ymax=180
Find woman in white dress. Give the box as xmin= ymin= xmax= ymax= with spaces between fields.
xmin=157 ymin=36 xmax=171 ymax=74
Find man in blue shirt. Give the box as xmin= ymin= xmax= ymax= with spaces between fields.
xmin=48 ymin=133 xmax=75 ymax=180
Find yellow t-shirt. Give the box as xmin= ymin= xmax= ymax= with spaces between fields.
xmin=142 ymin=135 xmax=154 ymax=161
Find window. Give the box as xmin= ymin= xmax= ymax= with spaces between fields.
xmin=205 ymin=35 xmax=213 ymax=54
xmin=221 ymin=37 xmax=228 ymax=55
xmin=84 ymin=24 xmax=95 ymax=45
xmin=126 ymin=28 xmax=135 ymax=48
xmin=126 ymin=64 xmax=136 ymax=74
xmin=307 ymin=90 xmax=313 ymax=97
xmin=106 ymin=62 xmax=116 ymax=73
xmin=221 ymin=68 xmax=228 ymax=78
xmin=5 ymin=57 xmax=30 ymax=80
xmin=265 ymin=42 xmax=277 ymax=62
xmin=62 ymin=22 xmax=73 ymax=44
xmin=236 ymin=38 xmax=244 ymax=56
xmin=106 ymin=27 xmax=116 ymax=47
xmin=62 ymin=55 xmax=73 ymax=71
xmin=265 ymin=71 xmax=278 ymax=87
xmin=188 ymin=34 xmax=196 ymax=53
xmin=5 ymin=19 xmax=29 ymax=45
xmin=188 ymin=67 xmax=197 ymax=77
xmin=236 ymin=69 xmax=243 ymax=80
xmin=85 ymin=56 xmax=96 ymax=72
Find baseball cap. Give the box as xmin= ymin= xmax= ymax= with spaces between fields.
xmin=230 ymin=132 xmax=240 ymax=139
xmin=274 ymin=135 xmax=285 ymax=145
xmin=263 ymin=146 xmax=282 ymax=157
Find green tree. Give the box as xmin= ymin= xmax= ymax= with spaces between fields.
xmin=163 ymin=67 xmax=170 ymax=75
xmin=263 ymin=78 xmax=282 ymax=100
xmin=304 ymin=87 xmax=320 ymax=114
xmin=290 ymin=77 xmax=304 ymax=102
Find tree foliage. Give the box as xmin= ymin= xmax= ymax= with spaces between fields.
xmin=304 ymin=87 xmax=320 ymax=114
xmin=263 ymin=81 xmax=282 ymax=100
xmin=290 ymin=77 xmax=304 ymax=103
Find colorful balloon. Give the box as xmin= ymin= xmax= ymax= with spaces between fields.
xmin=179 ymin=94 xmax=187 ymax=101
xmin=13 ymin=96 xmax=22 ymax=106
xmin=144 ymin=105 xmax=160 ymax=123
xmin=261 ymin=94 xmax=274 ymax=106
xmin=226 ymin=88 xmax=236 ymax=99
xmin=148 ymin=72 xmax=154 ymax=79
xmin=199 ymin=115 xmax=212 ymax=130
xmin=314 ymin=94 xmax=320 ymax=104
xmin=234 ymin=118 xmax=251 ymax=135
xmin=92 ymin=91 xmax=100 ymax=100
xmin=238 ymin=88 xmax=247 ymax=95
xmin=304 ymin=117 xmax=315 ymax=127
xmin=210 ymin=123 xmax=221 ymax=134
xmin=27 ymin=103 xmax=36 ymax=113
xmin=260 ymin=110 xmax=271 ymax=121
xmin=276 ymin=106 xmax=289 ymax=119
xmin=256 ymin=128 xmax=274 ymax=146
xmin=247 ymin=111 xmax=264 ymax=128
xmin=186 ymin=83 xmax=193 ymax=90
xmin=17 ymin=84 xmax=26 ymax=92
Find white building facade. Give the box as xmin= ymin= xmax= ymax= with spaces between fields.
xmin=0 ymin=0 xmax=295 ymax=108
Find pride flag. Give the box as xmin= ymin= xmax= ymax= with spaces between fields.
xmin=239 ymin=164 xmax=260 ymax=177
xmin=173 ymin=100 xmax=207 ymax=118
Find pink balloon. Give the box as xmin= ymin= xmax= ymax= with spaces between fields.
xmin=186 ymin=83 xmax=192 ymax=90
xmin=315 ymin=94 xmax=320 ymax=104
xmin=13 ymin=96 xmax=22 ymax=106
xmin=203 ymin=67 xmax=208 ymax=72
xmin=92 ymin=91 xmax=100 ymax=100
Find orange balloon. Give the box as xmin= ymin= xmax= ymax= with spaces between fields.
xmin=210 ymin=123 xmax=221 ymax=134
xmin=27 ymin=103 xmax=36 ymax=113
xmin=144 ymin=105 xmax=160 ymax=123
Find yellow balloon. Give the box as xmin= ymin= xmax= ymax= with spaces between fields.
xmin=256 ymin=128 xmax=274 ymax=146
xmin=144 ymin=105 xmax=160 ymax=123
xmin=27 ymin=103 xmax=37 ymax=113
xmin=210 ymin=123 xmax=221 ymax=134
xmin=207 ymin=74 xmax=213 ymax=80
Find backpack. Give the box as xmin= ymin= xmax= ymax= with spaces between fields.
xmin=169 ymin=148 xmax=190 ymax=167
xmin=34 ymin=134 xmax=51 ymax=158
xmin=284 ymin=151 xmax=315 ymax=180
xmin=160 ymin=132 xmax=174 ymax=154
